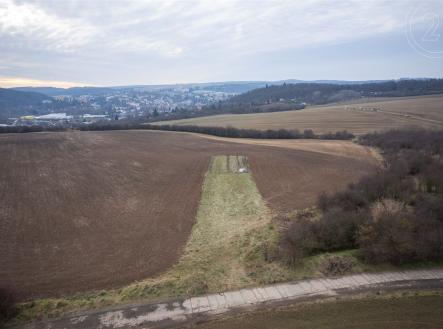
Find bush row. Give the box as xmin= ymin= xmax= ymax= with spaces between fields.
xmin=0 ymin=122 xmax=355 ymax=140
xmin=0 ymin=125 xmax=67 ymax=134
xmin=81 ymin=123 xmax=355 ymax=140
xmin=145 ymin=124 xmax=355 ymax=140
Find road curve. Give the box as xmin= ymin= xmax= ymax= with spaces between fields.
xmin=18 ymin=268 xmax=443 ymax=329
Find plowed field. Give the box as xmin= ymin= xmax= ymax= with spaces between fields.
xmin=0 ymin=130 xmax=377 ymax=300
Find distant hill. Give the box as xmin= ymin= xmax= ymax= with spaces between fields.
xmin=222 ymin=79 xmax=443 ymax=107
xmin=12 ymin=79 xmax=393 ymax=97
xmin=149 ymin=78 xmax=443 ymax=122
xmin=11 ymin=87 xmax=68 ymax=96
xmin=12 ymin=86 xmax=115 ymax=97
xmin=115 ymin=79 xmax=391 ymax=94
xmin=0 ymin=88 xmax=51 ymax=120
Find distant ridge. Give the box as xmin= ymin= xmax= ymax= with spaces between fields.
xmin=12 ymin=86 xmax=114 ymax=97
xmin=0 ymin=88 xmax=51 ymax=119
xmin=10 ymin=79 xmax=401 ymax=96
xmin=220 ymin=79 xmax=443 ymax=107
xmin=148 ymin=78 xmax=443 ymax=121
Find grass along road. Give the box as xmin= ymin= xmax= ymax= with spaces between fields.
xmin=18 ymin=270 xmax=443 ymax=329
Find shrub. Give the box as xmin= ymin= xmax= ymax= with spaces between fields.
xmin=421 ymin=161 xmax=443 ymax=194
xmin=303 ymin=129 xmax=316 ymax=139
xmin=280 ymin=218 xmax=319 ymax=265
xmin=318 ymin=209 xmax=368 ymax=251
xmin=357 ymin=207 xmax=417 ymax=264
xmin=414 ymin=216 xmax=443 ymax=260
xmin=317 ymin=192 xmax=329 ymax=212
xmin=413 ymin=193 xmax=443 ymax=222
xmin=279 ymin=208 xmax=367 ymax=264
xmin=320 ymin=256 xmax=355 ymax=276
xmin=370 ymin=199 xmax=404 ymax=221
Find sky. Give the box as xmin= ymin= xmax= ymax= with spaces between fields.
xmin=0 ymin=0 xmax=443 ymax=87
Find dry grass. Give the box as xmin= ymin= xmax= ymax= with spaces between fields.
xmin=156 ymin=95 xmax=443 ymax=135
xmin=171 ymin=155 xmax=276 ymax=292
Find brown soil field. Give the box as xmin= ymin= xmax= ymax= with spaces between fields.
xmin=194 ymin=134 xmax=379 ymax=162
xmin=156 ymin=95 xmax=443 ymax=135
xmin=0 ymin=130 xmax=377 ymax=301
xmin=191 ymin=295 xmax=443 ymax=329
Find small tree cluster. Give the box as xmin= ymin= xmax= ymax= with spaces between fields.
xmin=280 ymin=208 xmax=368 ymax=264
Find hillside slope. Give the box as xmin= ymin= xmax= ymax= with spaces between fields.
xmin=0 ymin=88 xmax=51 ymax=120
xmin=224 ymin=79 xmax=443 ymax=106
xmin=156 ymin=95 xmax=443 ymax=135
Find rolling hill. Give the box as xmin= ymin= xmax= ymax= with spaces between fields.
xmin=219 ymin=79 xmax=443 ymax=107
xmin=155 ymin=95 xmax=443 ymax=135
xmin=11 ymin=86 xmax=115 ymax=96
xmin=0 ymin=88 xmax=51 ymax=120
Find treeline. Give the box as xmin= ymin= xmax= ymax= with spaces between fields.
xmin=203 ymin=102 xmax=306 ymax=115
xmin=0 ymin=122 xmax=355 ymax=140
xmin=0 ymin=125 xmax=67 ymax=134
xmin=147 ymin=101 xmax=306 ymax=123
xmin=79 ymin=123 xmax=355 ymax=140
xmin=225 ymin=79 xmax=443 ymax=107
xmin=280 ymin=128 xmax=443 ymax=265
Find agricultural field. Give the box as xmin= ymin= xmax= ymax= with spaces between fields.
xmin=0 ymin=131 xmax=209 ymax=301
xmin=0 ymin=130 xmax=378 ymax=304
xmin=190 ymin=293 xmax=443 ymax=329
xmin=156 ymin=95 xmax=443 ymax=135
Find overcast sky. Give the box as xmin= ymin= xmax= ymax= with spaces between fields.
xmin=1 ymin=0 xmax=443 ymax=87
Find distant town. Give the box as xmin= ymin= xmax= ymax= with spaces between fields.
xmin=2 ymin=78 xmax=443 ymax=127
xmin=0 ymin=85 xmax=237 ymax=126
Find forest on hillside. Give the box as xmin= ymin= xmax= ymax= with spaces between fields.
xmin=223 ymin=79 xmax=443 ymax=107
xmin=153 ymin=79 xmax=443 ymax=122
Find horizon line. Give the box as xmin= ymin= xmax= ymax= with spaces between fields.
xmin=1 ymin=76 xmax=441 ymax=89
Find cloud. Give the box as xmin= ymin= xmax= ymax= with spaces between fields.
xmin=0 ymin=0 xmax=416 ymax=56
xmin=1 ymin=0 xmax=442 ymax=85
xmin=0 ymin=0 xmax=97 ymax=51
xmin=111 ymin=37 xmax=183 ymax=57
